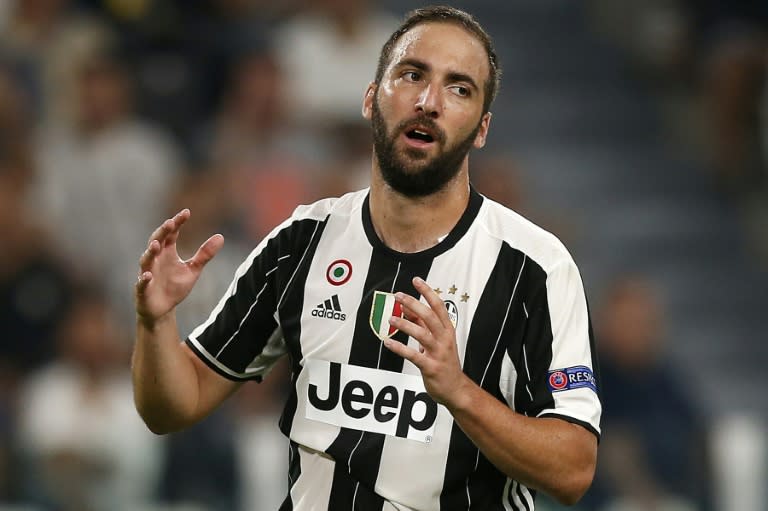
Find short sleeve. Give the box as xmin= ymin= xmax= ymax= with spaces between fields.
xmin=516 ymin=258 xmax=602 ymax=438
xmin=185 ymin=230 xmax=287 ymax=382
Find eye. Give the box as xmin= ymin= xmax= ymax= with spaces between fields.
xmin=451 ymin=85 xmax=470 ymax=97
xmin=403 ymin=70 xmax=421 ymax=82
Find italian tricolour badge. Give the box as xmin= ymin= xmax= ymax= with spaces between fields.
xmin=370 ymin=291 xmax=404 ymax=341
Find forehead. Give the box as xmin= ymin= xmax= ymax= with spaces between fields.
xmin=387 ymin=22 xmax=490 ymax=83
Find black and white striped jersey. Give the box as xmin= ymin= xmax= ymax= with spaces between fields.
xmin=186 ymin=188 xmax=601 ymax=511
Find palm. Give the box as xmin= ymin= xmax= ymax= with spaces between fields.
xmin=136 ymin=210 xmax=223 ymax=324
xmin=140 ymin=244 xmax=198 ymax=318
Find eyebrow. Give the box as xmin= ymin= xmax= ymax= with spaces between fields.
xmin=394 ymin=58 xmax=480 ymax=93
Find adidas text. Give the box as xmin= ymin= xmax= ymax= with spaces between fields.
xmin=311 ymin=309 xmax=346 ymax=321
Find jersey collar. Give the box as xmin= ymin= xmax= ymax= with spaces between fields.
xmin=361 ymin=187 xmax=484 ymax=260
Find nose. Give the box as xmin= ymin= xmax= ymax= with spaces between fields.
xmin=415 ymin=83 xmax=441 ymax=118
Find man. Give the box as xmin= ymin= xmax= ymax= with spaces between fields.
xmin=133 ymin=6 xmax=601 ymax=510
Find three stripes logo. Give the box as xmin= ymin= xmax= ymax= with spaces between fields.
xmin=311 ymin=294 xmax=346 ymax=321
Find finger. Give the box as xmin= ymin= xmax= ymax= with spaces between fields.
xmin=395 ymin=292 xmax=432 ymax=322
xmin=147 ymin=209 xmax=189 ymax=246
xmin=398 ymin=301 xmax=430 ymax=328
xmin=412 ymin=277 xmax=453 ymax=329
xmin=165 ymin=209 xmax=191 ymax=246
xmin=382 ymin=337 xmax=426 ymax=368
xmin=388 ymin=314 xmax=432 ymax=347
xmin=139 ymin=239 xmax=161 ymax=271
xmin=394 ymin=296 xmax=441 ymax=348
xmin=188 ymin=233 xmax=224 ymax=270
xmin=395 ymin=285 xmax=446 ymax=337
xmin=135 ymin=270 xmax=153 ymax=296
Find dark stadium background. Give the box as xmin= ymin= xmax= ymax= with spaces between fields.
xmin=0 ymin=0 xmax=765 ymax=509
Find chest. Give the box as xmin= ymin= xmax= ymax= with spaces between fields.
xmin=279 ymin=216 xmax=530 ymax=377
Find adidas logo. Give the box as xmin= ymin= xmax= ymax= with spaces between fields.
xmin=311 ymin=294 xmax=347 ymax=321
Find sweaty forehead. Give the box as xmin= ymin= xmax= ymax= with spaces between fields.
xmin=387 ymin=22 xmax=490 ymax=83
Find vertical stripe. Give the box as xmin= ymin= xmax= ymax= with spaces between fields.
xmin=277 ymin=221 xmax=322 ymax=308
xmin=522 ymin=345 xmax=534 ymax=402
xmin=280 ymin=441 xmax=302 ymax=510
xmin=516 ymin=483 xmax=533 ymax=511
xmin=440 ymin=243 xmax=530 ymax=510
xmin=188 ymin=217 xmax=325 ymax=380
xmin=501 ymin=478 xmax=513 ymax=511
xmin=510 ymin=481 xmax=525 ymax=510
xmin=514 ymin=259 xmax=554 ymax=420
xmin=286 ymin=445 xmax=335 ymax=510
xmin=326 ymin=249 xmax=432 ymax=507
xmin=478 ymin=256 xmax=525 ymax=390
xmin=278 ymin=219 xmax=329 ymax=437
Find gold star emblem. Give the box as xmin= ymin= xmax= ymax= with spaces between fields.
xmin=433 ymin=288 xmax=443 ymax=295
xmin=448 ymin=285 xmax=457 ymax=294
xmin=460 ymin=292 xmax=470 ymax=302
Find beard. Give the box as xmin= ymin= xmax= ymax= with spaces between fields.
xmin=371 ymin=95 xmax=481 ymax=198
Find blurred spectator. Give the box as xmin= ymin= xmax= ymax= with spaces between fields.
xmin=31 ymin=45 xmax=182 ymax=326
xmin=157 ymin=406 xmax=241 ymax=511
xmin=586 ymin=276 xmax=712 ymax=511
xmin=77 ymin=0 xmax=209 ymax=143
xmin=273 ymin=0 xmax=397 ymax=126
xmin=194 ymin=44 xmax=325 ymax=242
xmin=232 ymin=358 xmax=291 ymax=511
xmin=686 ymin=0 xmax=767 ymax=194
xmin=588 ymin=0 xmax=767 ymax=195
xmin=710 ymin=413 xmax=768 ymax=511
xmin=0 ymin=65 xmax=33 ymax=144
xmin=16 ymin=286 xmax=163 ymax=511
xmin=312 ymin=120 xmax=372 ymax=198
xmin=0 ymin=120 xmax=73 ymax=377
xmin=0 ymin=0 xmax=114 ymax=123
xmin=0 ymin=118 xmax=76 ymax=505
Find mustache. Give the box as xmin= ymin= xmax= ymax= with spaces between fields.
xmin=393 ymin=115 xmax=446 ymax=144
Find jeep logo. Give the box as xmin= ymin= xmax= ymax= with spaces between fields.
xmin=304 ymin=359 xmax=438 ymax=443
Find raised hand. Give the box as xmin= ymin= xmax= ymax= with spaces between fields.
xmin=384 ymin=277 xmax=472 ymax=408
xmin=135 ymin=209 xmax=224 ymax=327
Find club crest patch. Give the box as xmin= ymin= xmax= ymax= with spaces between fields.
xmin=547 ymin=366 xmax=597 ymax=393
xmin=370 ymin=291 xmax=403 ymax=341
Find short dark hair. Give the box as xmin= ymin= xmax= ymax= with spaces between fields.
xmin=374 ymin=5 xmax=502 ymax=114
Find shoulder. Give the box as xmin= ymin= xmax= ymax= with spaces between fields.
xmin=288 ymin=188 xmax=368 ymax=223
xmin=476 ymin=195 xmax=575 ymax=273
xmin=254 ymin=189 xmax=367 ymax=249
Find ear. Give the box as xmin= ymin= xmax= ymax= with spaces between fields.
xmin=362 ymin=82 xmax=376 ymax=120
xmin=473 ymin=112 xmax=492 ymax=149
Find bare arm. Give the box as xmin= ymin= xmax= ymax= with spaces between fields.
xmin=440 ymin=376 xmax=597 ymax=505
xmin=132 ymin=209 xmax=240 ymax=434
xmin=385 ymin=277 xmax=597 ymax=505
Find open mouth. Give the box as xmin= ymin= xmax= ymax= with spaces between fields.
xmin=405 ymin=129 xmax=435 ymax=143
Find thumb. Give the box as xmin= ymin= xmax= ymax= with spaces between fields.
xmin=189 ymin=234 xmax=224 ymax=270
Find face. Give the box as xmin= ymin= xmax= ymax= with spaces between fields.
xmin=363 ymin=23 xmax=492 ymax=197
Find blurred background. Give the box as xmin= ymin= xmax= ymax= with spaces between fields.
xmin=0 ymin=0 xmax=766 ymax=510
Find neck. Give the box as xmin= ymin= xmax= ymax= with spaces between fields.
xmin=369 ymin=165 xmax=470 ymax=253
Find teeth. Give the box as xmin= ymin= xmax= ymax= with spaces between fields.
xmin=414 ymin=130 xmax=428 ymax=136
